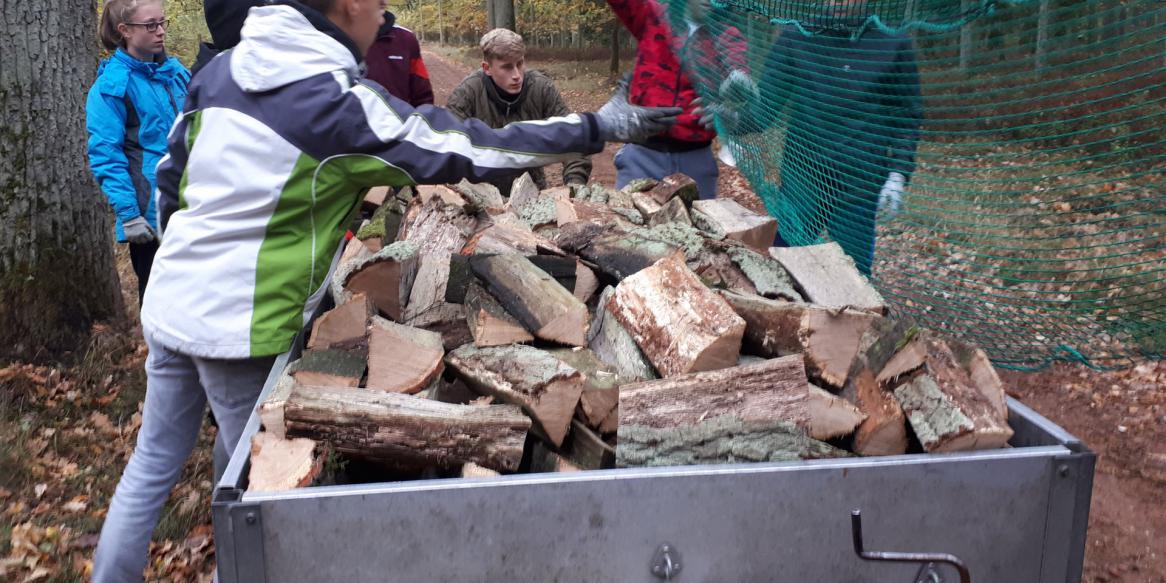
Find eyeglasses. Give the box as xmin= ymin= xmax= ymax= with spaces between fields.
xmin=125 ymin=19 xmax=168 ymax=32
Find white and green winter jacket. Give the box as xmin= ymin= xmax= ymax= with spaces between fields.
xmin=141 ymin=2 xmax=604 ymax=358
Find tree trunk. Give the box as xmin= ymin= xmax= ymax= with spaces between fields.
xmin=486 ymin=0 xmax=497 ymax=30
xmin=495 ymin=0 xmax=516 ymax=32
xmin=959 ymin=0 xmax=974 ymax=71
xmin=1035 ymin=0 xmax=1052 ymax=74
xmin=0 ymin=1 xmax=123 ymax=359
xmin=610 ymin=25 xmax=621 ymax=74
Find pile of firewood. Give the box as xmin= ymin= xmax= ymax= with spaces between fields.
xmin=247 ymin=173 xmax=1013 ymax=492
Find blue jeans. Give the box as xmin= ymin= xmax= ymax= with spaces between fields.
xmin=614 ymin=143 xmax=719 ymax=200
xmin=92 ymin=337 xmax=275 ymax=582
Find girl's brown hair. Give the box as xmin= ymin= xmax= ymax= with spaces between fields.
xmin=99 ymin=0 xmax=159 ymax=51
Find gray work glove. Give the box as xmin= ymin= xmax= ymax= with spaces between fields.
xmin=595 ymin=75 xmax=683 ymax=143
xmin=878 ymin=172 xmax=906 ymax=218
xmin=123 ymin=216 xmax=157 ymax=244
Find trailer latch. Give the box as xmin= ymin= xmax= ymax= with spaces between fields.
xmin=650 ymin=543 xmax=682 ymax=579
xmin=851 ymin=509 xmax=971 ymax=583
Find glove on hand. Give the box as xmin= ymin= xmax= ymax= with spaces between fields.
xmin=123 ymin=216 xmax=157 ymax=244
xmin=596 ymin=74 xmax=683 ymax=143
xmin=878 ymin=172 xmax=906 ymax=218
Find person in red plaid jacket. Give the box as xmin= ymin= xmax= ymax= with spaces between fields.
xmin=606 ymin=0 xmax=753 ymax=198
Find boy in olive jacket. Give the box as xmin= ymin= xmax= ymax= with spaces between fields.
xmin=447 ymin=28 xmax=592 ymax=195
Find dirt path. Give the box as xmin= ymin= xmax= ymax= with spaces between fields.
xmin=421 ymin=47 xmax=1166 ymax=583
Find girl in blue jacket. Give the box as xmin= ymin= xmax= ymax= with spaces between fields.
xmin=86 ymin=0 xmax=189 ymax=303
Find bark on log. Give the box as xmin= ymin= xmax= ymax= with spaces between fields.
xmin=609 ymin=253 xmax=745 ymax=377
xmin=259 ymin=371 xmax=296 ymax=439
xmin=307 ymin=292 xmax=373 ymax=352
xmin=416 ymin=184 xmax=470 ymax=211
xmin=469 ymin=254 xmax=589 ymax=347
xmin=464 ymin=282 xmax=534 ymax=347
xmin=462 ymin=215 xmax=558 ymax=256
xmin=691 ymin=199 xmax=778 ymax=251
xmin=340 ymin=240 xmax=420 ymax=320
xmin=283 ymin=383 xmax=530 ymax=471
xmin=248 ymin=433 xmax=324 ymax=493
xmin=563 ymin=419 xmax=616 ymax=469
xmin=618 ymin=355 xmax=864 ymax=442
xmin=889 ymin=334 xmax=1013 ymax=452
xmin=840 ymin=368 xmax=908 ymax=456
xmin=292 ymin=349 xmax=365 ymax=387
xmin=617 ymin=417 xmax=849 ymax=467
xmin=367 ymin=316 xmax=445 ymax=393
xmin=587 ymin=286 xmax=657 ymax=382
xmin=446 ymin=344 xmax=586 ymax=447
xmin=769 ymin=242 xmax=887 ymax=314
xmin=723 ymin=246 xmax=800 ymax=301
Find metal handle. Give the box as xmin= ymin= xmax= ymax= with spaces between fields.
xmin=851 ymin=509 xmax=972 ymax=583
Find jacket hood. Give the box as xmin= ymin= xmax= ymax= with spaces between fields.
xmin=231 ymin=2 xmax=363 ymax=93
xmin=377 ymin=11 xmax=397 ymax=37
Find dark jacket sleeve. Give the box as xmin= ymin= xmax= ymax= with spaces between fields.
xmin=408 ymin=35 xmax=434 ymax=106
xmin=884 ymin=37 xmax=923 ymax=179
xmin=541 ymin=79 xmax=592 ymax=185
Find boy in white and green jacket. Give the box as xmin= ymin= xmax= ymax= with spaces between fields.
xmin=92 ymin=0 xmax=679 ymax=580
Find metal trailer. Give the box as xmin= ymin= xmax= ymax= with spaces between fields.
xmin=213 ymin=336 xmax=1094 ymax=583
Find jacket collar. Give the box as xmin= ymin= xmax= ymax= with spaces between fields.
xmin=110 ymin=48 xmax=185 ymax=80
xmin=481 ymin=71 xmax=530 ymax=115
xmin=377 ymin=11 xmax=397 ymax=38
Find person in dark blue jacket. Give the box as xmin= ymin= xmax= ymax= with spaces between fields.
xmin=760 ymin=5 xmax=923 ymax=275
xmin=86 ymin=0 xmax=190 ymax=303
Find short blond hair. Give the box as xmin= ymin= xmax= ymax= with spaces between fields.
xmin=480 ymin=29 xmax=525 ymax=62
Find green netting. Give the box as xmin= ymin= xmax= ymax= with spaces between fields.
xmin=670 ymin=0 xmax=1165 ymax=368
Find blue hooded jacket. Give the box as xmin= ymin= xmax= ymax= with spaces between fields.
xmin=86 ymin=49 xmax=189 ymax=241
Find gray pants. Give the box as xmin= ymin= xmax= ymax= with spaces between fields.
xmin=92 ymin=337 xmax=275 ymax=583
xmin=614 ymin=143 xmax=719 ymax=200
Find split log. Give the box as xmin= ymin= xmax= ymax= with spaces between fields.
xmin=646 ymin=173 xmax=699 ymax=206
xmin=464 ymin=283 xmax=534 ymax=347
xmin=428 ymin=378 xmax=485 ymax=405
xmin=307 ymin=292 xmax=373 ymax=352
xmin=404 ymin=302 xmax=474 ymax=350
xmin=556 ymin=198 xmax=641 ymax=228
xmin=548 ymin=348 xmax=622 ymax=430
xmin=508 ymin=173 xmax=540 ymax=212
xmin=446 ymin=344 xmax=587 ymax=447
xmin=631 ymin=192 xmax=662 ymax=218
xmin=291 ymin=349 xmax=365 ymax=388
xmin=282 ymin=383 xmax=530 ymax=471
xmin=403 ymin=253 xmax=452 ymax=322
xmin=721 ymin=291 xmax=878 ymax=388
xmin=573 ymin=262 xmax=599 ymax=303
xmin=340 ymin=240 xmax=420 ymax=321
xmin=587 ymin=286 xmax=656 ymax=382
xmin=840 ymin=368 xmax=908 ymax=456
xmin=618 ymin=355 xmax=865 ymax=442
xmin=949 ymin=339 xmax=1009 ymax=420
xmin=445 ymin=254 xmax=473 ymax=304
xmin=461 ymin=462 xmax=500 ymax=478
xmin=648 ymin=196 xmax=692 ymax=227
xmin=876 ymin=334 xmax=928 ymax=386
xmin=769 ymin=242 xmax=887 ymax=314
xmin=573 ymin=231 xmax=680 ymax=281
xmin=259 ymin=371 xmax=296 ymax=439
xmin=367 ymin=316 xmax=444 ymax=394
xmin=451 ymin=179 xmax=506 ymax=212
xmin=357 ymin=193 xmax=407 ymax=245
xmin=469 ymin=254 xmax=589 ymax=347
xmin=402 ymin=198 xmax=477 ymax=320
xmin=462 ymin=215 xmax=558 ymax=256
xmin=691 ymin=198 xmax=778 ymax=251
xmin=609 ymin=253 xmax=745 ymax=377
xmin=888 ymin=334 xmax=1013 ymax=452
xmin=514 ymin=190 xmax=565 ymax=230
xmin=248 ymin=433 xmax=323 ymax=493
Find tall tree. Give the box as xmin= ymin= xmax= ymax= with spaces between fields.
xmin=0 ymin=1 xmax=123 ymax=359
xmin=493 ymin=0 xmax=516 ymax=31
